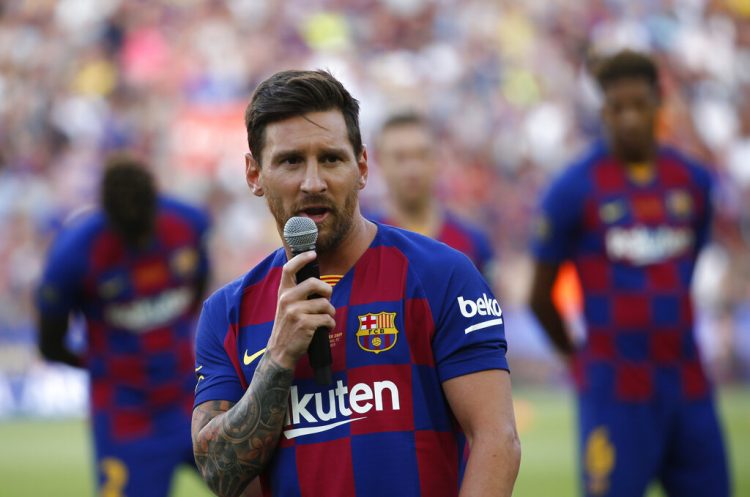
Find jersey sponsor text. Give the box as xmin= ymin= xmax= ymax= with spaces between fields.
xmin=456 ymin=293 xmax=503 ymax=333
xmin=283 ymin=379 xmax=400 ymax=439
xmin=605 ymin=225 xmax=693 ymax=265
xmin=105 ymin=286 xmax=193 ymax=332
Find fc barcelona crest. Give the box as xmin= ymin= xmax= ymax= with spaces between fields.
xmin=667 ymin=189 xmax=693 ymax=218
xmin=357 ymin=312 xmax=399 ymax=354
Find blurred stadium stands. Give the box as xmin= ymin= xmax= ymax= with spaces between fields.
xmin=1 ymin=0 xmax=749 ymax=417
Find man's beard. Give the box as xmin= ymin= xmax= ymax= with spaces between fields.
xmin=266 ymin=189 xmax=359 ymax=255
xmin=613 ymin=127 xmax=656 ymax=163
xmin=618 ymin=139 xmax=651 ymax=163
xmin=396 ymin=189 xmax=430 ymax=216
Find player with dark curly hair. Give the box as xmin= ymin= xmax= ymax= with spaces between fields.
xmin=36 ymin=154 xmax=212 ymax=497
xmin=529 ymin=50 xmax=730 ymax=497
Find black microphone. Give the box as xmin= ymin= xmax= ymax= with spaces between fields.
xmin=283 ymin=216 xmax=332 ymax=385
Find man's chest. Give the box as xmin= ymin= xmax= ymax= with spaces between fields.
xmin=582 ymin=187 xmax=700 ymax=266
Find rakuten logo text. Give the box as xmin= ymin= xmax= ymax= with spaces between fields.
xmin=283 ymin=379 xmax=400 ymax=439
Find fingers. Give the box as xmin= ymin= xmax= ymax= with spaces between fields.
xmin=277 ymin=288 xmax=336 ymax=329
xmin=280 ymin=251 xmax=333 ymax=300
xmin=280 ymin=251 xmax=317 ymax=289
xmin=267 ymin=251 xmax=336 ymax=368
xmin=288 ymin=309 xmax=336 ymax=334
xmin=287 ymin=297 xmax=337 ymax=323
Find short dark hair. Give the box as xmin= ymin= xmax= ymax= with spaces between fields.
xmin=375 ymin=111 xmax=435 ymax=153
xmin=380 ymin=110 xmax=430 ymax=132
xmin=101 ymin=154 xmax=157 ymax=244
xmin=244 ymin=69 xmax=362 ymax=164
xmin=593 ymin=49 xmax=660 ymax=92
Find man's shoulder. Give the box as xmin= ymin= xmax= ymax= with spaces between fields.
xmin=157 ymin=195 xmax=210 ymax=227
xmin=442 ymin=211 xmax=491 ymax=242
xmin=565 ymin=142 xmax=607 ymax=175
xmin=204 ymin=248 xmax=285 ymax=312
xmin=51 ymin=209 xmax=108 ymax=253
xmin=658 ymin=146 xmax=713 ymax=187
xmin=545 ymin=142 xmax=605 ymax=196
xmin=375 ymin=222 xmax=475 ymax=273
xmin=363 ymin=208 xmax=389 ymax=225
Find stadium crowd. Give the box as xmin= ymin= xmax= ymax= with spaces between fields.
xmin=1 ymin=0 xmax=749 ymax=415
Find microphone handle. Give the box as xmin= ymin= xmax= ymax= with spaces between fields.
xmin=293 ymin=252 xmax=332 ymax=385
xmin=295 ymin=256 xmax=320 ymax=283
xmin=309 ymin=326 xmax=333 ymax=385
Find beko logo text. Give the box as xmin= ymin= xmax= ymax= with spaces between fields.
xmin=457 ymin=294 xmax=504 ymax=334
xmin=457 ymin=294 xmax=503 ymax=318
xmin=283 ymin=380 xmax=400 ymax=439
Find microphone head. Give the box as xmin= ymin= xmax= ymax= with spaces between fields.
xmin=283 ymin=216 xmax=318 ymax=253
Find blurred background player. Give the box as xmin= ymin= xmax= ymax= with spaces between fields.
xmin=35 ymin=154 xmax=211 ymax=497
xmin=528 ymin=49 xmax=730 ymax=497
xmin=368 ymin=111 xmax=496 ymax=281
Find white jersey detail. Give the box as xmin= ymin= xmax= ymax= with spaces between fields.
xmin=456 ymin=293 xmax=504 ymax=333
xmin=105 ymin=286 xmax=193 ymax=332
xmin=605 ymin=225 xmax=693 ymax=265
xmin=282 ymin=380 xmax=400 ymax=439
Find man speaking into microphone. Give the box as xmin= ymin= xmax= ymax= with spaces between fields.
xmin=191 ymin=69 xmax=520 ymax=497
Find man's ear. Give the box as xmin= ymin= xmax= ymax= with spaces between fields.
xmin=245 ymin=152 xmax=263 ymax=196
xmin=357 ymin=146 xmax=368 ymax=190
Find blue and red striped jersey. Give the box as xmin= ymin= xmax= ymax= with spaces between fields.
xmin=532 ymin=141 xmax=714 ymax=402
xmin=194 ymin=223 xmax=508 ymax=497
xmin=366 ymin=210 xmax=495 ymax=279
xmin=37 ymin=196 xmax=210 ymax=441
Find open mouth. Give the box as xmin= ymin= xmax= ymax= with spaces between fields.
xmin=298 ymin=207 xmax=331 ymax=222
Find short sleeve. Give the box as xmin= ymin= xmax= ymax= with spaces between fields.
xmin=471 ymin=229 xmax=496 ymax=282
xmin=195 ymin=211 xmax=212 ymax=280
xmin=425 ymin=252 xmax=509 ymax=383
xmin=193 ymin=295 xmax=246 ymax=407
xmin=693 ymin=166 xmax=714 ymax=252
xmin=531 ymin=168 xmax=585 ymax=263
xmin=35 ymin=228 xmax=87 ymax=316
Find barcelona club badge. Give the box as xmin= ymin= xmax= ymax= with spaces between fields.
xmin=357 ymin=312 xmax=399 ymax=354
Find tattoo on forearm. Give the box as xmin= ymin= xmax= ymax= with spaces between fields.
xmin=192 ymin=355 xmax=294 ymax=497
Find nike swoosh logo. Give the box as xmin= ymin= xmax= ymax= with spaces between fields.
xmin=283 ymin=417 xmax=366 ymax=439
xmin=244 ymin=348 xmax=266 ymax=366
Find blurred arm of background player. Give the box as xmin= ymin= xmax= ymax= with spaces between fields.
xmin=38 ymin=313 xmax=84 ymax=368
xmin=529 ymin=261 xmax=576 ymax=362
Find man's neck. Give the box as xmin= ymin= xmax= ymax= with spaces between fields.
xmin=389 ymin=199 xmax=442 ymax=238
xmin=317 ymin=213 xmax=377 ymax=276
xmin=611 ymin=139 xmax=657 ymax=166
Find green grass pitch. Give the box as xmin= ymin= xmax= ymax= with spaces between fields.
xmin=0 ymin=386 xmax=746 ymax=496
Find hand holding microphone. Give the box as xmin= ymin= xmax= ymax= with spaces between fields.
xmin=282 ymin=216 xmax=333 ymax=385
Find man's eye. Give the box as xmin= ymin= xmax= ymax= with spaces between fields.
xmin=281 ymin=157 xmax=302 ymax=165
xmin=322 ymin=155 xmax=342 ymax=164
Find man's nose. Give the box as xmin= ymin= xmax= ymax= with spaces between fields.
xmin=300 ymin=161 xmax=327 ymax=193
xmin=620 ymin=108 xmax=642 ymax=130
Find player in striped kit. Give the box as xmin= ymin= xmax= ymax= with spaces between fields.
xmin=529 ymin=50 xmax=730 ymax=497
xmin=36 ymin=155 xmax=211 ymax=497
xmin=368 ymin=111 xmax=495 ymax=280
xmin=191 ymin=69 xmax=520 ymax=497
